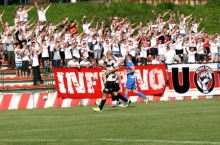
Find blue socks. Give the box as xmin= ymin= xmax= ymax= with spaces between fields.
xmin=138 ymin=92 xmax=147 ymax=99
xmin=123 ymin=93 xmax=146 ymax=105
xmin=124 ymin=94 xmax=128 ymax=99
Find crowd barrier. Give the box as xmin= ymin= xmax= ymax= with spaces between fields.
xmin=0 ymin=87 xmax=219 ymax=110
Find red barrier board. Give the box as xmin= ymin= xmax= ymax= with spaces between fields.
xmin=54 ymin=64 xmax=166 ymax=99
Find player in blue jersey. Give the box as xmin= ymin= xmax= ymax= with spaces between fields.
xmin=119 ymin=54 xmax=149 ymax=107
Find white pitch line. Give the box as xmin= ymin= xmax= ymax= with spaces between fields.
xmin=0 ymin=139 xmax=86 ymax=142
xmin=0 ymin=139 xmax=56 ymax=142
xmin=0 ymin=110 xmax=216 ymax=119
xmin=0 ymin=139 xmax=220 ymax=145
xmin=101 ymin=139 xmax=220 ymax=145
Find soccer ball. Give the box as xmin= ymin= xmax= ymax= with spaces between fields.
xmin=43 ymin=95 xmax=48 ymax=101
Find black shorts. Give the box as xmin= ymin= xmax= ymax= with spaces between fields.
xmin=60 ymin=51 xmax=65 ymax=60
xmin=151 ymin=48 xmax=158 ymax=56
xmin=49 ymin=51 xmax=54 ymax=61
xmin=176 ymin=49 xmax=183 ymax=55
xmin=103 ymin=81 xmax=120 ymax=93
xmin=204 ymin=47 xmax=210 ymax=55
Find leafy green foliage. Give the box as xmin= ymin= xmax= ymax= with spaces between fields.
xmin=157 ymin=2 xmax=175 ymax=10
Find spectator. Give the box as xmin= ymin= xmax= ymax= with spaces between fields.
xmin=186 ymin=47 xmax=197 ymax=64
xmin=14 ymin=43 xmax=24 ymax=77
xmin=6 ymin=34 xmax=15 ymax=69
xmin=38 ymin=39 xmax=50 ymax=76
xmin=98 ymin=56 xmax=106 ymax=67
xmin=196 ymin=38 xmax=205 ymax=63
xmin=34 ymin=2 xmax=52 ymax=25
xmin=210 ymin=39 xmax=219 ymax=63
xmin=68 ymin=56 xmax=80 ymax=68
xmin=80 ymin=57 xmax=91 ymax=68
xmin=53 ymin=41 xmax=62 ymax=68
xmin=32 ymin=48 xmax=44 ymax=85
xmin=152 ymin=55 xmax=160 ymax=64
xmin=21 ymin=43 xmax=30 ymax=77
xmin=64 ymin=42 xmax=73 ymax=67
xmin=71 ymin=41 xmax=81 ymax=62
xmin=82 ymin=15 xmax=94 ymax=32
xmin=0 ymin=6 xmax=218 ymax=79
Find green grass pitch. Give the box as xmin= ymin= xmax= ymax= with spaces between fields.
xmin=0 ymin=99 xmax=219 ymax=145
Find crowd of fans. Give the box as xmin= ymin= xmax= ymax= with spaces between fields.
xmin=0 ymin=3 xmax=220 ymax=80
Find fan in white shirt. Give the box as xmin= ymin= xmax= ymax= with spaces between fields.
xmin=103 ymin=39 xmax=113 ymax=56
xmin=71 ymin=42 xmax=81 ymax=59
xmin=164 ymin=47 xmax=175 ymax=64
xmin=35 ymin=2 xmax=51 ymax=23
xmin=19 ymin=6 xmax=33 ymax=22
xmin=82 ymin=16 xmax=94 ymax=31
xmin=157 ymin=39 xmax=168 ymax=62
xmin=151 ymin=9 xmax=170 ymax=24
xmin=80 ymin=43 xmax=95 ymax=58
xmin=178 ymin=19 xmax=187 ymax=37
xmin=209 ymin=39 xmax=220 ymax=62
xmin=196 ymin=39 xmax=205 ymax=63
xmin=80 ymin=57 xmax=91 ymax=68
xmin=190 ymin=18 xmax=202 ymax=34
xmin=177 ymin=11 xmax=193 ymax=24
xmin=152 ymin=55 xmax=160 ymax=64
xmin=182 ymin=39 xmax=190 ymax=64
xmin=21 ymin=44 xmax=30 ymax=77
xmin=37 ymin=39 xmax=50 ymax=75
xmin=98 ymin=56 xmax=106 ymax=67
xmin=80 ymin=33 xmax=88 ymax=44
xmin=164 ymin=46 xmax=181 ymax=65
xmin=185 ymin=47 xmax=202 ymax=63
xmin=63 ymin=43 xmax=73 ymax=66
xmin=68 ymin=56 xmax=80 ymax=68
xmin=120 ymin=39 xmax=129 ymax=57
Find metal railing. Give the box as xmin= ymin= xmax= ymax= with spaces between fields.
xmin=0 ymin=65 xmax=56 ymax=94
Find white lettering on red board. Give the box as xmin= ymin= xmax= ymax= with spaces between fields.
xmin=56 ymin=68 xmax=165 ymax=94
xmin=149 ymin=68 xmax=165 ymax=90
xmin=135 ymin=69 xmax=149 ymax=90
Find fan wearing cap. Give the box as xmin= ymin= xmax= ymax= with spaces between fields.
xmin=68 ymin=56 xmax=80 ymax=69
